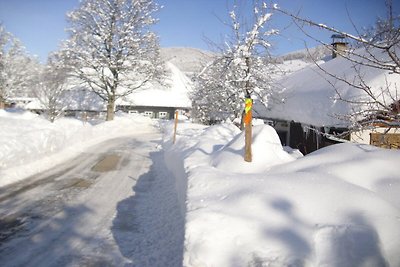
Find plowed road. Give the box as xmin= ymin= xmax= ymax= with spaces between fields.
xmin=0 ymin=132 xmax=184 ymax=267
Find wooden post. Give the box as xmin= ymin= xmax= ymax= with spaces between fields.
xmin=83 ymin=112 xmax=88 ymax=124
xmin=244 ymin=97 xmax=252 ymax=162
xmin=173 ymin=110 xmax=179 ymax=144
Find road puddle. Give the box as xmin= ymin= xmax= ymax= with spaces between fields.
xmin=91 ymin=154 xmax=121 ymax=172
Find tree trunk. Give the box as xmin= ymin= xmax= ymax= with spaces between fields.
xmin=0 ymin=100 xmax=4 ymax=109
xmin=106 ymin=96 xmax=115 ymax=121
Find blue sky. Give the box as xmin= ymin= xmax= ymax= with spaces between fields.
xmin=0 ymin=0 xmax=395 ymax=63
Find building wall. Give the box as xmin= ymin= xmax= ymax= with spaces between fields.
xmin=264 ymin=118 xmax=348 ymax=154
xmin=116 ymin=105 xmax=181 ymax=119
xmin=351 ymin=127 xmax=400 ymax=149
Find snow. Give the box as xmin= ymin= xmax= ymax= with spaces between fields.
xmin=261 ymin=47 xmax=400 ymax=127
xmin=0 ymin=109 xmax=155 ymax=187
xmin=117 ymin=62 xmax=193 ymax=108
xmin=1 ymin=109 xmax=400 ymax=266
xmin=21 ymin=61 xmax=192 ymax=113
xmin=25 ymin=89 xmax=105 ymax=111
xmin=160 ymin=47 xmax=216 ymax=77
xmin=163 ymin=120 xmax=400 ymax=266
xmin=274 ymin=59 xmax=313 ymax=77
xmin=211 ymin=124 xmax=296 ymax=173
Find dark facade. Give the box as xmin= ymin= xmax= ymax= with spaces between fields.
xmin=265 ymin=119 xmax=348 ymax=155
xmin=116 ymin=105 xmax=189 ymax=120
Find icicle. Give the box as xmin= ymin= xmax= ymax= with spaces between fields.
xmin=301 ymin=123 xmax=310 ymax=138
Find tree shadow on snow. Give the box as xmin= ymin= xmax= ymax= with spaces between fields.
xmin=0 ymin=203 xmax=121 ymax=266
xmin=258 ymin=197 xmax=388 ymax=267
xmin=260 ymin=198 xmax=311 ymax=266
xmin=313 ymin=212 xmax=388 ymax=267
xmin=112 ymin=147 xmax=185 ymax=267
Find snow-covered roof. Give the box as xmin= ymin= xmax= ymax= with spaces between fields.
xmin=117 ymin=62 xmax=193 ymax=108
xmin=25 ymin=89 xmax=105 ymax=111
xmin=25 ymin=62 xmax=192 ymax=111
xmin=63 ymin=89 xmax=105 ymax=111
xmin=258 ymin=47 xmax=400 ymax=127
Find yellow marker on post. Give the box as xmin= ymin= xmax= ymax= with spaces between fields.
xmin=244 ymin=98 xmax=253 ymax=125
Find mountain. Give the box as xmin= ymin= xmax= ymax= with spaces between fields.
xmin=276 ymin=45 xmax=332 ymax=62
xmin=160 ymin=47 xmax=216 ymax=78
xmin=159 ymin=45 xmax=333 ymax=82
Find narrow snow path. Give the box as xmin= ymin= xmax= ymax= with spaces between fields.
xmin=0 ymin=130 xmax=184 ymax=266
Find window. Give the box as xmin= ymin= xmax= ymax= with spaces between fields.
xmin=158 ymin=111 xmax=168 ymax=119
xmin=144 ymin=111 xmax=153 ymax=117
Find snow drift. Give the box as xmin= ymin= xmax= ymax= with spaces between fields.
xmin=163 ymin=120 xmax=400 ymax=267
xmin=0 ymin=109 xmax=155 ymax=187
xmin=211 ymin=124 xmax=296 ymax=173
xmin=2 ymin=109 xmax=400 ymax=266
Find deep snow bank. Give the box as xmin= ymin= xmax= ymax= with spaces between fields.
xmin=212 ymin=124 xmax=296 ymax=173
xmin=162 ymin=120 xmax=400 ymax=267
xmin=0 ymin=110 xmax=156 ymax=187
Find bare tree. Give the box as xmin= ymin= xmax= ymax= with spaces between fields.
xmin=61 ymin=0 xmax=164 ymax=121
xmin=276 ymin=1 xmax=399 ymax=134
xmin=33 ymin=53 xmax=69 ymax=122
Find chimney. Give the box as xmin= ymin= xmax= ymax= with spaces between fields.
xmin=331 ymin=34 xmax=347 ymax=58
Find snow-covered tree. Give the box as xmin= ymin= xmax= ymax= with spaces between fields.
xmin=0 ymin=25 xmax=7 ymax=108
xmin=61 ymin=0 xmax=163 ymax=121
xmin=33 ymin=52 xmax=69 ymax=122
xmin=0 ymin=24 xmax=39 ymax=108
xmin=276 ymin=1 xmax=400 ymax=133
xmin=191 ymin=1 xmax=279 ymax=125
xmin=192 ymin=58 xmax=243 ymax=125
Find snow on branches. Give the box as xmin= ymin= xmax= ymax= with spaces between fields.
xmin=275 ymin=2 xmax=400 ymax=131
xmin=0 ymin=24 xmax=39 ymax=107
xmin=61 ymin=0 xmax=164 ymax=120
xmin=192 ymin=1 xmax=279 ymax=124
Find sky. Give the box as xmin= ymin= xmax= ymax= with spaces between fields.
xmin=0 ymin=0 xmax=396 ymax=63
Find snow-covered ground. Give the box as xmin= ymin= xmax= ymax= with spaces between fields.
xmin=1 ymin=109 xmax=400 ymax=266
xmin=0 ymin=109 xmax=157 ymax=187
xmin=163 ymin=120 xmax=400 ymax=267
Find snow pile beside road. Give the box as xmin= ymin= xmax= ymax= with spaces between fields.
xmin=0 ymin=109 xmax=155 ymax=187
xmin=211 ymin=125 xmax=296 ymax=173
xmin=162 ymin=120 xmax=400 ymax=266
xmin=3 ymin=109 xmax=400 ymax=266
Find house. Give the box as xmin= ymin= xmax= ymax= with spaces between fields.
xmin=116 ymin=62 xmax=192 ymax=119
xmin=23 ymin=61 xmax=192 ymax=120
xmin=25 ymin=89 xmax=106 ymax=120
xmin=255 ymin=45 xmax=399 ymax=154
